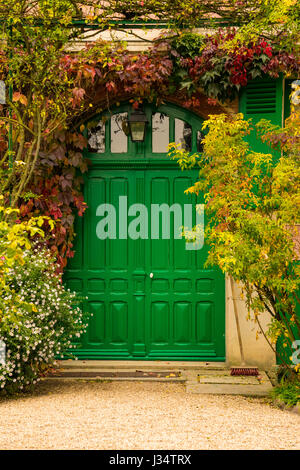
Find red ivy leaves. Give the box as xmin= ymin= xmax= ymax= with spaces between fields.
xmin=71 ymin=87 xmax=86 ymax=108
xmin=19 ymin=131 xmax=88 ymax=271
xmin=180 ymin=29 xmax=299 ymax=101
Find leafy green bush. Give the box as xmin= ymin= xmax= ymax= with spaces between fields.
xmin=170 ymin=33 xmax=205 ymax=58
xmin=0 ymin=244 xmax=88 ymax=394
xmin=271 ymin=381 xmax=300 ymax=408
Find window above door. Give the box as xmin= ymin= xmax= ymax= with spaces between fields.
xmin=86 ymin=102 xmax=205 ymax=161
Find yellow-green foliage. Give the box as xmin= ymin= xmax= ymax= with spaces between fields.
xmin=169 ymin=108 xmax=300 ymax=372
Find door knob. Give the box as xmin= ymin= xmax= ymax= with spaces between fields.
xmin=150 ymin=273 xmax=154 ymax=278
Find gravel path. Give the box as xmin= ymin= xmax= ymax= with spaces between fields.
xmin=0 ymin=380 xmax=299 ymax=450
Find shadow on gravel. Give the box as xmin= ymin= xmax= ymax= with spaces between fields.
xmin=0 ymin=378 xmax=114 ymax=403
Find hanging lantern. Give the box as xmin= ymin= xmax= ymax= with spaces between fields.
xmin=128 ymin=109 xmax=148 ymax=142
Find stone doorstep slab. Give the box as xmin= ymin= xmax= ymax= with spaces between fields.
xmin=52 ymin=368 xmax=183 ymax=374
xmin=185 ymin=383 xmax=273 ymax=396
xmin=197 ymin=371 xmax=270 ymax=386
xmin=57 ymin=360 xmax=227 ymax=371
xmin=184 ymin=369 xmax=268 ymax=380
xmin=51 ymin=362 xmax=274 ymax=396
xmin=193 ymin=369 xmax=257 ymax=376
xmin=50 ymin=369 xmax=182 ymax=379
xmin=185 ymin=371 xmax=273 ymax=396
xmin=44 ymin=377 xmax=185 ymax=383
xmin=198 ymin=376 xmax=261 ymax=385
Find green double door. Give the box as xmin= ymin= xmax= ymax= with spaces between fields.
xmin=65 ymin=164 xmax=225 ymax=360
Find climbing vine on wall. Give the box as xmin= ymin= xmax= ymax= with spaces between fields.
xmin=173 ymin=30 xmax=299 ymax=102
xmin=0 ymin=3 xmax=298 ymax=268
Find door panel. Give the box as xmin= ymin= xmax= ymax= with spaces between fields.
xmin=145 ymin=169 xmax=224 ymax=359
xmin=65 ymin=165 xmax=225 ymax=360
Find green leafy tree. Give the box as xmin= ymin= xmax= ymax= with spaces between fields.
xmin=169 ymin=98 xmax=300 ymax=374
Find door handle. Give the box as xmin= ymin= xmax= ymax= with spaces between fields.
xmin=149 ymin=273 xmax=154 ymax=279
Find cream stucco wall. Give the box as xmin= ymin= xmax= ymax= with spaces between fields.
xmin=225 ymin=276 xmax=276 ymax=369
xmin=71 ymin=27 xmax=215 ymax=51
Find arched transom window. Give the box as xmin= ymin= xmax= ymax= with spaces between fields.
xmin=86 ymin=103 xmax=205 ymax=158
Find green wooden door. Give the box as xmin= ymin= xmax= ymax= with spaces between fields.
xmin=65 ymin=103 xmax=225 ymax=360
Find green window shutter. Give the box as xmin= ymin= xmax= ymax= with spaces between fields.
xmin=239 ymin=77 xmax=283 ymax=154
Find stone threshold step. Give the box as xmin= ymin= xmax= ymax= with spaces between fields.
xmin=186 ymin=383 xmax=273 ymax=396
xmin=57 ymin=360 xmax=227 ymax=371
xmin=195 ymin=371 xmax=270 ymax=385
xmin=45 ymin=377 xmax=185 ymax=383
xmin=50 ymin=370 xmax=182 ymax=379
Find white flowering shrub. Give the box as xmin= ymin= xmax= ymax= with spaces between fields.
xmin=0 ymin=247 xmax=87 ymax=393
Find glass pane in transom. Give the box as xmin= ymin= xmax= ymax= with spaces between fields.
xmin=111 ymin=113 xmax=128 ymax=153
xmin=152 ymin=113 xmax=169 ymax=153
xmin=175 ymin=118 xmax=192 ymax=152
xmin=88 ymin=120 xmax=105 ymax=153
